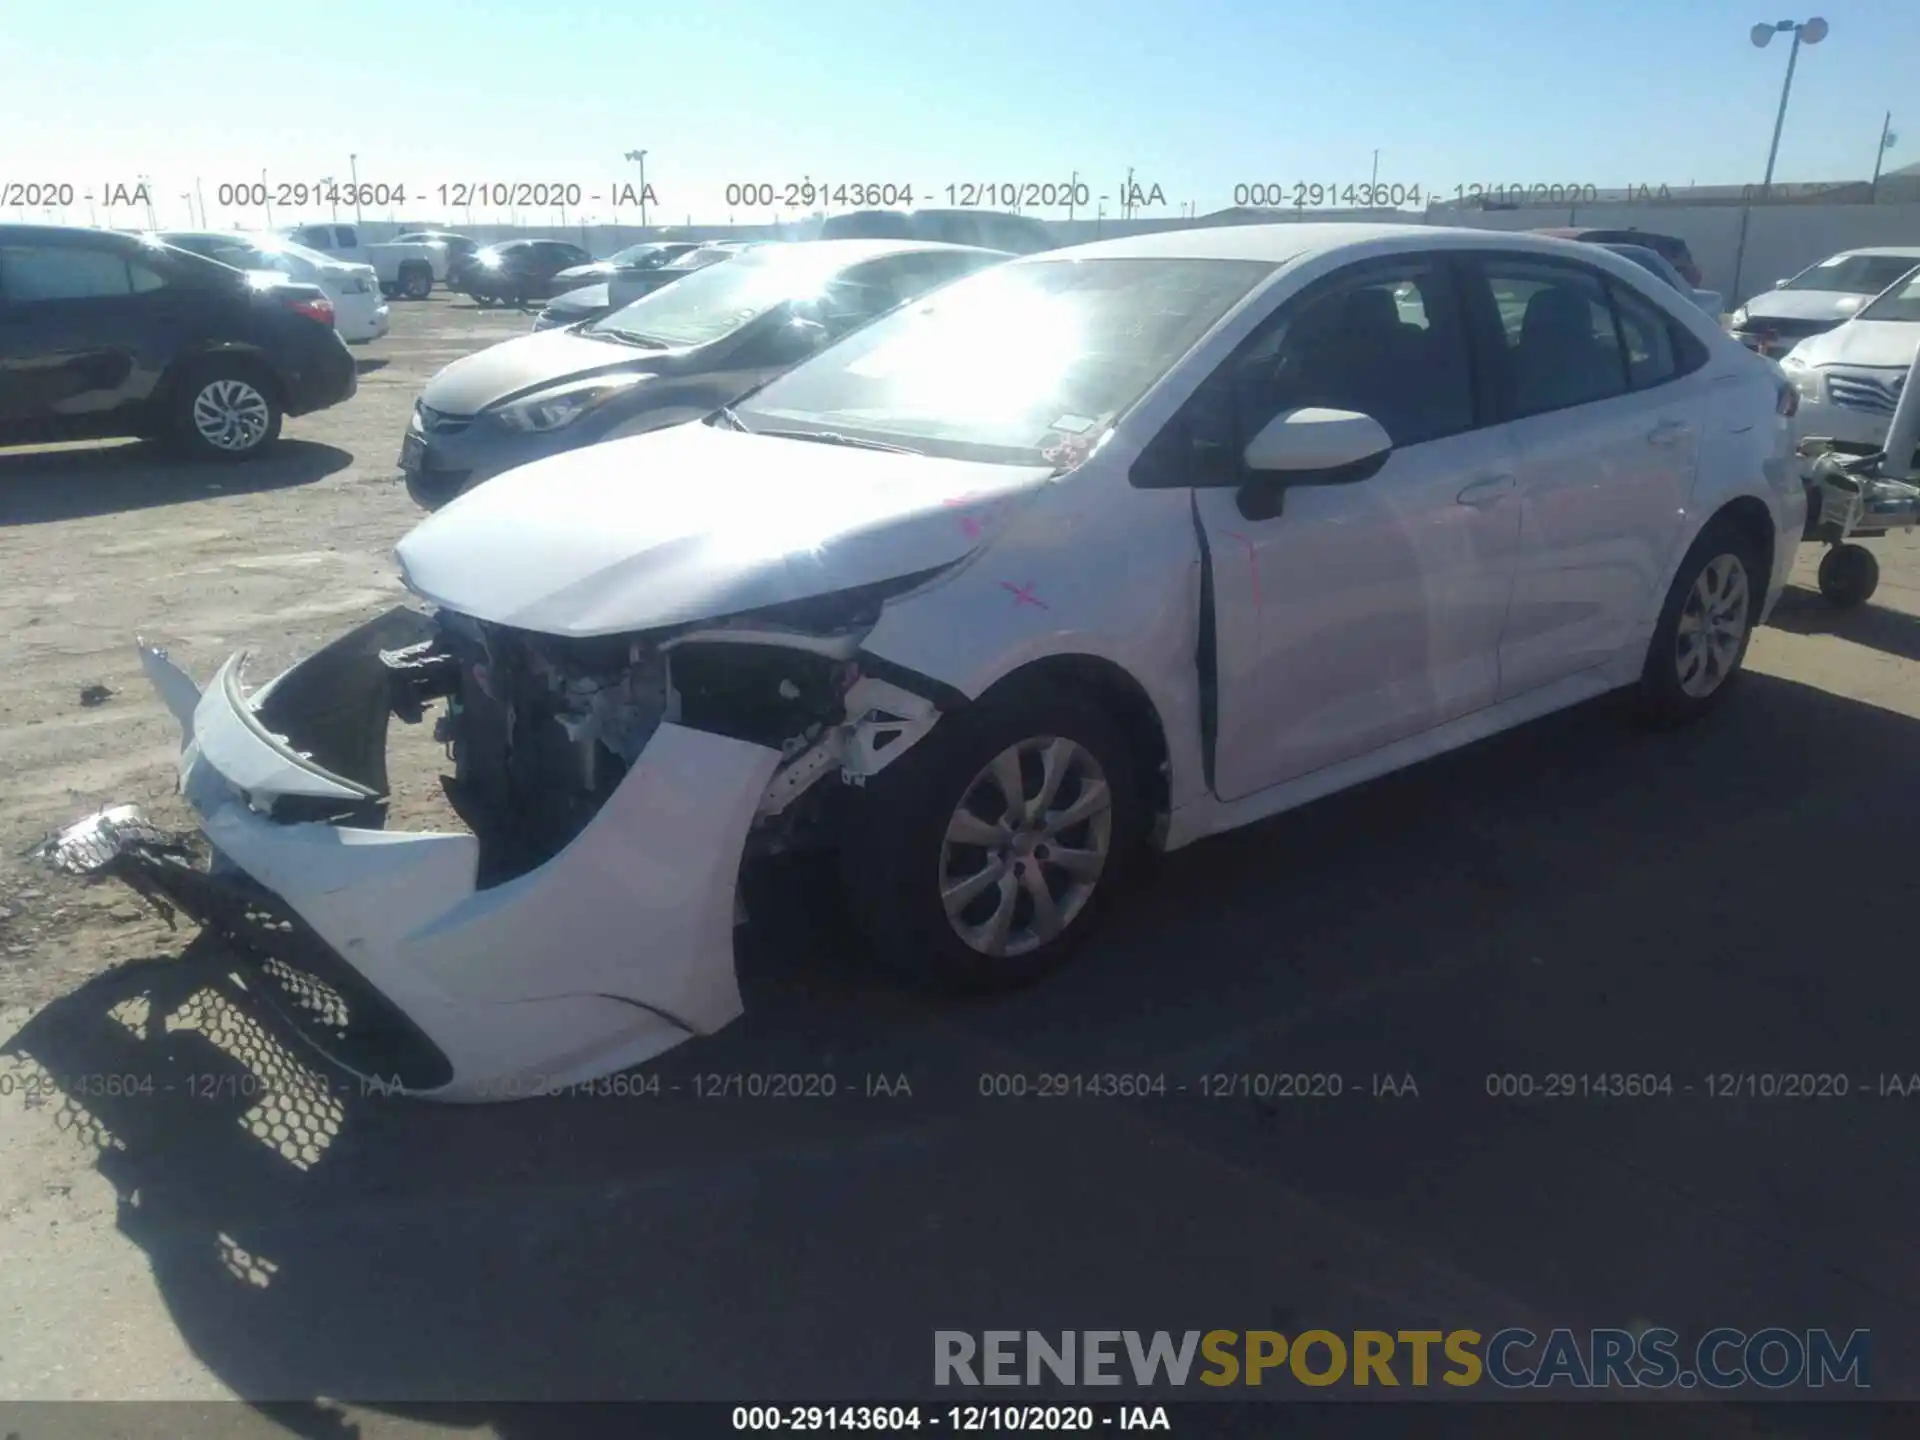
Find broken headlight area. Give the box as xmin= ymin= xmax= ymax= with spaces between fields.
xmin=423 ymin=578 xmax=945 ymax=888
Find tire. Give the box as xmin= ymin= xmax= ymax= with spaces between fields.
xmin=838 ymin=679 xmax=1146 ymax=994
xmin=400 ymin=264 xmax=433 ymax=300
xmin=379 ymin=282 xmax=399 ymax=300
xmin=1637 ymin=515 xmax=1766 ymax=726
xmin=1817 ymin=544 xmax=1878 ymax=608
xmin=170 ymin=361 xmax=282 ymax=462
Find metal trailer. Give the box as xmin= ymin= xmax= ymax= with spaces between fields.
xmin=1796 ymin=344 xmax=1920 ymax=608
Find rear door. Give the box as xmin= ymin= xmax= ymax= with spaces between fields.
xmin=1464 ymin=253 xmax=1711 ymax=698
xmin=0 ymin=239 xmax=180 ymax=436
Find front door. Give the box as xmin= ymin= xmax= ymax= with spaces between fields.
xmin=1172 ymin=255 xmax=1524 ymax=801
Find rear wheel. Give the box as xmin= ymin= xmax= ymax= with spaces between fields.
xmin=399 ymin=264 xmax=433 ymax=300
xmin=839 ymin=680 xmax=1146 ymax=993
xmin=1638 ymin=516 xmax=1765 ymax=725
xmin=170 ymin=362 xmax=282 ymax=461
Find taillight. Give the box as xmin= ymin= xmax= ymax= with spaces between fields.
xmin=283 ymin=294 xmax=335 ymax=326
xmin=1777 ymin=381 xmax=1799 ymax=417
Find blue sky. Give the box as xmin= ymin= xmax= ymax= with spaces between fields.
xmin=3 ymin=0 xmax=1914 ymax=230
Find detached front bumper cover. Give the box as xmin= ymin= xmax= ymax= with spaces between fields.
xmin=39 ymin=608 xmax=783 ymax=1103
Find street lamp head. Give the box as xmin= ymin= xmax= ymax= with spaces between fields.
xmin=1751 ymin=22 xmax=1776 ymax=45
xmin=1800 ymin=15 xmax=1828 ymax=42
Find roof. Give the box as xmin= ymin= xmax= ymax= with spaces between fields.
xmin=1831 ymin=246 xmax=1920 ymax=258
xmin=1033 ymin=222 xmax=1650 ymax=266
xmin=730 ymin=237 xmax=1007 ymax=262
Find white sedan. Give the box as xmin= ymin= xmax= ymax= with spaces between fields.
xmin=1782 ymin=263 xmax=1920 ymax=456
xmin=50 ymin=223 xmax=1803 ymax=1101
xmin=154 ymin=230 xmax=391 ymax=343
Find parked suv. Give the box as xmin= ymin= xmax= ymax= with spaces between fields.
xmin=460 ymin=239 xmax=596 ymax=308
xmin=1532 ymin=227 xmax=1703 ymax=287
xmin=0 ymin=225 xmax=358 ymax=460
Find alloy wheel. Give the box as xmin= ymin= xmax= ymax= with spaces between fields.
xmin=1674 ymin=553 xmax=1750 ymax=699
xmin=192 ymin=379 xmax=272 ymax=453
xmin=939 ymin=736 xmax=1113 ymax=958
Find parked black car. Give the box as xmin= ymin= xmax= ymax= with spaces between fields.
xmin=819 ymin=208 xmax=1057 ymax=253
xmin=395 ymin=230 xmax=483 ymax=291
xmin=460 ymin=239 xmax=596 ymax=308
xmin=0 ymin=225 xmax=357 ymax=460
xmin=550 ymin=240 xmax=701 ymax=290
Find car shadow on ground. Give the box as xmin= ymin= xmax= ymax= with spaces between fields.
xmin=353 ymin=357 xmax=390 ymax=375
xmin=6 ymin=672 xmax=1920 ymax=1422
xmin=1766 ymin=582 xmax=1920 ymax=663
xmin=0 ymin=440 xmax=352 ymax=526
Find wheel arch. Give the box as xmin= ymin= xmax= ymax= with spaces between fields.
xmin=970 ymin=653 xmax=1172 ymax=818
xmin=158 ymin=344 xmax=287 ymax=409
xmin=1705 ymin=493 xmax=1779 ymax=598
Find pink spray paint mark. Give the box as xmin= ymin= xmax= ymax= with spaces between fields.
xmin=1221 ymin=531 xmax=1261 ymax=614
xmin=942 ymin=491 xmax=991 ymax=539
xmin=1001 ymin=580 xmax=1049 ymax=610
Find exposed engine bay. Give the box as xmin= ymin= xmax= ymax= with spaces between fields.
xmin=384 ymin=576 xmax=944 ymax=887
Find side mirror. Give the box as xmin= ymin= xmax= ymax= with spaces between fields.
xmin=1236 ymin=407 xmax=1392 ymax=520
xmin=1773 ymin=278 xmax=1789 ymax=289
xmin=1243 ymin=406 xmax=1392 ymax=475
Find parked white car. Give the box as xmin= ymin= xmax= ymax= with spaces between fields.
xmin=279 ymin=222 xmax=445 ymax=299
xmin=1730 ymin=246 xmax=1920 ymax=357
xmin=56 ymin=223 xmax=1802 ymax=1101
xmin=1783 ymin=262 xmax=1920 ymax=457
xmin=154 ymin=231 xmax=390 ymax=343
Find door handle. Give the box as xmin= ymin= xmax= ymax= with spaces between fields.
xmin=1647 ymin=419 xmax=1693 ymax=447
xmin=1456 ymin=473 xmax=1516 ymax=508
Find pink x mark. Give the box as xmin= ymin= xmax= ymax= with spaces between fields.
xmin=1001 ymin=580 xmax=1049 ymax=610
xmin=942 ymin=491 xmax=991 ymax=539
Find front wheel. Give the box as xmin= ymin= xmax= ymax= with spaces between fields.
xmin=1638 ymin=516 xmax=1765 ymax=726
xmin=400 ymin=265 xmax=433 ymax=300
xmin=839 ymin=680 xmax=1146 ymax=994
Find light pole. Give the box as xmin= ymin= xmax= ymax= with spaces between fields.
xmin=322 ymin=177 xmax=338 ymax=221
xmin=624 ymin=149 xmax=649 ymax=229
xmin=1871 ymin=112 xmax=1898 ymax=201
xmin=140 ymin=175 xmax=157 ymax=230
xmin=1731 ymin=16 xmax=1828 ymax=304
xmin=263 ymin=167 xmax=274 ymax=229
xmin=349 ymin=153 xmax=363 ymax=225
xmin=195 ymin=177 xmax=206 ymax=231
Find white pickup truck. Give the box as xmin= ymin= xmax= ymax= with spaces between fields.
xmin=276 ymin=223 xmax=447 ymax=300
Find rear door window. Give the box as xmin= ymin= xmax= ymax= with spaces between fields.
xmin=0 ymin=244 xmax=141 ymax=301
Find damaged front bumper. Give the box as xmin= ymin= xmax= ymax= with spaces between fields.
xmin=42 ymin=607 xmax=937 ymax=1102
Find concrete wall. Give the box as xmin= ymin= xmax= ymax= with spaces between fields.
xmin=354 ymin=201 xmax=1920 ymax=308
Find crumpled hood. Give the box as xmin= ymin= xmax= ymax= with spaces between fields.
xmin=395 ymin=421 xmax=1054 ymax=637
xmin=1790 ymin=318 xmax=1920 ymax=370
xmin=1742 ymin=289 xmax=1872 ymax=325
xmin=421 ymin=325 xmax=648 ymax=416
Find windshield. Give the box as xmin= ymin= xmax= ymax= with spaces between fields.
xmin=730 ymin=257 xmax=1275 ymax=465
xmin=1857 ymin=268 xmax=1920 ymax=323
xmin=1603 ymin=246 xmax=1680 ymax=288
xmin=607 ymin=243 xmax=670 ymax=267
xmin=586 ymin=247 xmax=855 ymax=346
xmin=1785 ymin=253 xmax=1920 ymax=295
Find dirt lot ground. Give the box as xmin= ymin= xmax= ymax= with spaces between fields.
xmin=3 ymin=298 xmax=1919 ymax=1426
